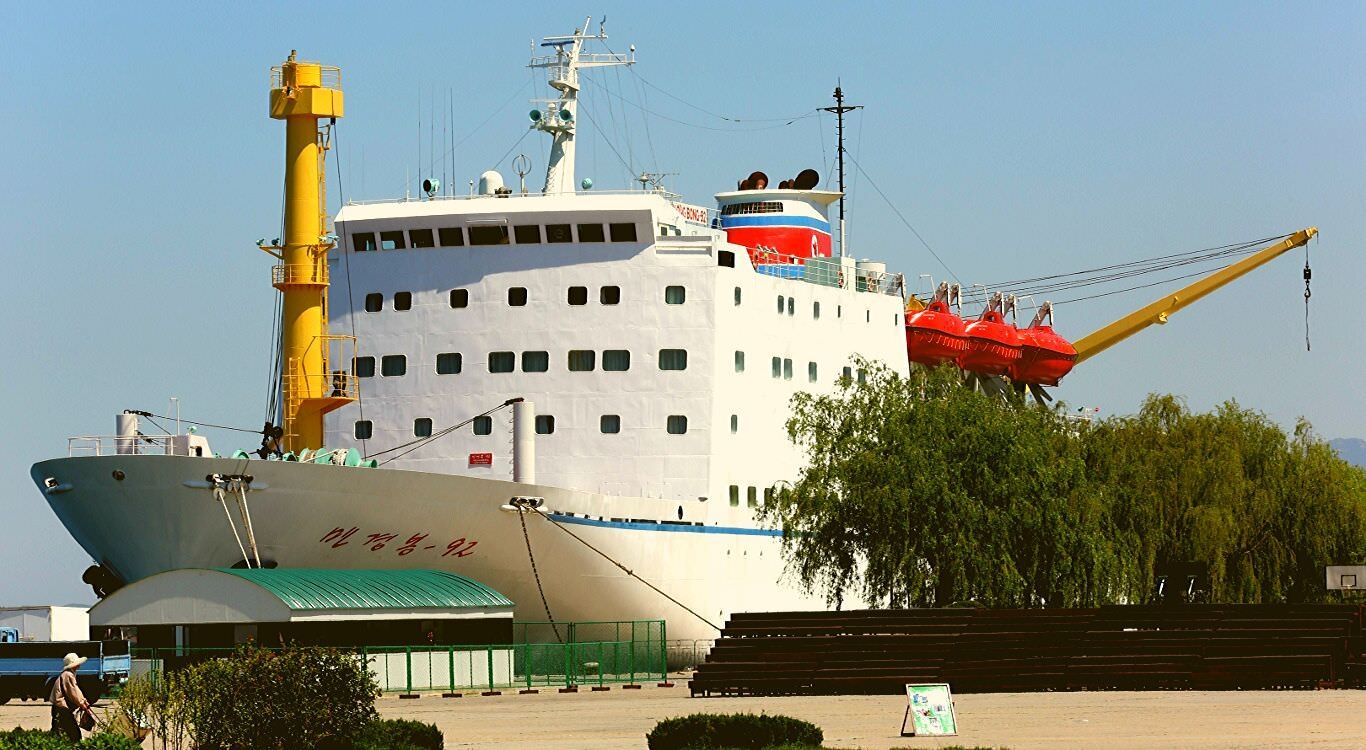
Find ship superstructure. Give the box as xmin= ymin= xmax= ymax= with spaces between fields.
xmin=31 ymin=21 xmax=908 ymax=642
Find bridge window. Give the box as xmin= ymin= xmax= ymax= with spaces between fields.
xmin=777 ymin=295 xmax=784 ymax=314
xmin=413 ymin=418 xmax=432 ymax=438
xmin=577 ymin=223 xmax=606 ymax=243
xmin=364 ymin=293 xmax=383 ymax=312
xmin=409 ymin=228 xmax=435 ymax=248
xmin=393 ymin=292 xmax=412 ymax=311
xmin=666 ymin=415 xmax=688 ymax=434
xmin=730 ymin=414 xmax=739 ymax=434
xmin=567 ymin=286 xmax=588 ymax=305
xmin=783 ymin=358 xmax=793 ymax=380
xmin=721 ymin=201 xmax=783 ymax=216
xmin=734 ymin=287 xmax=742 ymax=306
xmin=535 ymin=415 xmax=555 ymax=435
xmin=514 ymin=225 xmax=542 ymax=244
xmin=813 ymin=301 xmax=821 ymax=319
xmin=381 ymin=355 xmax=407 ymax=377
xmin=436 ymin=352 xmax=462 ymax=375
xmin=449 ymin=289 xmax=468 ymax=308
xmin=568 ymin=350 xmax=595 ymax=372
xmin=787 ymin=297 xmax=795 ymax=316
xmin=472 ymin=416 xmax=492 ymax=435
xmin=602 ymin=350 xmax=631 ymax=371
xmin=609 ymin=222 xmax=638 ymax=242
xmin=734 ymin=351 xmax=745 ymax=373
xmin=665 ymin=286 xmax=686 ymax=304
xmin=747 ymin=486 xmax=757 ymax=507
xmin=600 ymin=414 xmax=621 ymax=434
xmin=522 ymin=351 xmax=549 ymax=373
xmin=729 ymin=485 xmax=740 ymax=507
xmin=354 ymin=420 xmax=372 ymax=440
xmin=438 ymin=227 xmax=464 ymax=246
xmin=489 ymin=352 xmax=515 ymax=373
xmin=469 ymin=225 xmax=510 ymax=245
xmin=352 ymin=232 xmax=377 ymax=252
xmin=508 ymin=287 xmax=528 ymax=306
xmin=808 ymin=362 xmax=818 ymax=383
xmin=546 ymin=224 xmax=572 ymax=243
xmin=771 ymin=357 xmax=781 ymax=378
xmin=379 ymin=231 xmax=406 ymax=250
xmin=659 ymin=349 xmax=688 ymax=371
xmin=353 ymin=356 xmax=375 ymax=378
xmin=600 ymin=286 xmax=621 ymax=305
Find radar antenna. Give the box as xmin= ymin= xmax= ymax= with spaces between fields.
xmin=528 ymin=17 xmax=635 ymax=194
xmin=634 ymin=171 xmax=676 ymax=192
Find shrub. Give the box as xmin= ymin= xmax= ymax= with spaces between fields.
xmin=0 ymin=728 xmax=72 ymax=750
xmin=78 ymin=735 xmax=144 ymax=750
xmin=350 ymin=719 xmax=444 ymax=750
xmin=184 ymin=646 xmax=380 ymax=750
xmin=647 ymin=713 xmax=823 ymax=750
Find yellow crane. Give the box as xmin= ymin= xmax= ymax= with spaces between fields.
xmin=263 ymin=52 xmax=356 ymax=452
xmin=1072 ymin=227 xmax=1317 ymax=363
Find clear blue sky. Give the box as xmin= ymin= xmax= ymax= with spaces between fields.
xmin=2 ymin=2 xmax=1362 ymax=605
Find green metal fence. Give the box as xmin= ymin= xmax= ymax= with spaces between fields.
xmin=129 ymin=620 xmax=667 ymax=694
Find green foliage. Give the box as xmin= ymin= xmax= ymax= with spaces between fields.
xmin=0 ymin=729 xmax=151 ymax=750
xmin=77 ymin=734 xmax=143 ymax=750
xmin=183 ymin=646 xmax=380 ymax=750
xmin=646 ymin=713 xmax=823 ymax=750
xmin=760 ymin=360 xmax=1366 ymax=607
xmin=0 ymin=728 xmax=70 ymax=750
xmin=349 ymin=719 xmax=444 ymax=750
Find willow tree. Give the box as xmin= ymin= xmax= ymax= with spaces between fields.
xmin=758 ymin=360 xmax=1114 ymax=608
xmin=761 ymin=361 xmax=1366 ymax=609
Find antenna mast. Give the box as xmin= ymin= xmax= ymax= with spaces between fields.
xmin=528 ymin=17 xmax=634 ymax=194
xmin=821 ymin=83 xmax=861 ymax=259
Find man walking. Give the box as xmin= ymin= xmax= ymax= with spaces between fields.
xmin=49 ymin=652 xmax=94 ymax=741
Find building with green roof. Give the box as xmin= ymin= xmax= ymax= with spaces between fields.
xmin=88 ymin=568 xmax=515 ymax=649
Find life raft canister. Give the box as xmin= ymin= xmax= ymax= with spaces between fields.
xmin=1011 ymin=325 xmax=1078 ymax=386
xmin=956 ymin=309 xmax=1022 ymax=375
xmin=905 ymin=300 xmax=969 ymax=366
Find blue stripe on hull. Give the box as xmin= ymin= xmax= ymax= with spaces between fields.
xmin=549 ymin=513 xmax=783 ymax=537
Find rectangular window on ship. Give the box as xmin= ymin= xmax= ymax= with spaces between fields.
xmin=409 ymin=228 xmax=435 ymax=248
xmin=514 ymin=225 xmax=542 ymax=244
xmin=352 ymin=232 xmax=377 ymax=252
xmin=353 ymin=356 xmax=375 ymax=378
xmin=546 ymin=224 xmax=572 ymax=243
xmin=379 ymin=231 xmax=406 ymax=250
xmin=438 ymin=227 xmax=464 ymax=246
xmin=436 ymin=353 xmax=462 ymax=375
xmin=577 ymin=223 xmax=606 ymax=243
xmin=609 ymin=222 xmax=638 ymax=242
xmin=602 ymin=350 xmax=630 ymax=371
xmin=469 ymin=225 xmax=510 ymax=245
xmin=522 ymin=351 xmax=549 ymax=373
xmin=381 ymin=355 xmax=407 ymax=377
xmin=568 ymin=350 xmax=595 ymax=371
xmin=659 ymin=349 xmax=688 ymax=371
xmin=489 ymin=352 xmax=515 ymax=373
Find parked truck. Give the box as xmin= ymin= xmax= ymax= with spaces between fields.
xmin=0 ymin=639 xmax=130 ymax=704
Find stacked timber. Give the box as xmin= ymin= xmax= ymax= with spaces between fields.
xmin=688 ymin=605 xmax=1366 ymax=696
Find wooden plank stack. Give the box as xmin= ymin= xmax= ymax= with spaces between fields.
xmin=688 ymin=605 xmax=1366 ymax=696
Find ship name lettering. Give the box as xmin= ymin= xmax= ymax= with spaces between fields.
xmin=320 ymin=526 xmax=359 ymax=548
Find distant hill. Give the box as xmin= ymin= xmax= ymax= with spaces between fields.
xmin=1330 ymin=438 xmax=1366 ymax=469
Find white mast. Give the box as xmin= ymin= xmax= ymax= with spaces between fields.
xmin=528 ymin=17 xmax=634 ymax=194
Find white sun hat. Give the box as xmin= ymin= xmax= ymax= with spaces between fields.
xmin=62 ymin=653 xmax=87 ymax=670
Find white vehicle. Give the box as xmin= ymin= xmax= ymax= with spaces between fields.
xmin=31 ymin=20 xmax=908 ymax=643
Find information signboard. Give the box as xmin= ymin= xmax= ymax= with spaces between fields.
xmin=900 ymin=683 xmax=957 ymax=737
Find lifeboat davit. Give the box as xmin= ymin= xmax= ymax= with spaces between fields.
xmin=956 ymin=309 xmax=1021 ymax=375
xmin=1011 ymin=325 xmax=1078 ymax=386
xmin=906 ymin=300 xmax=969 ymax=366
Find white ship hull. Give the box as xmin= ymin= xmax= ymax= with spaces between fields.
xmin=32 ymin=455 xmax=819 ymax=643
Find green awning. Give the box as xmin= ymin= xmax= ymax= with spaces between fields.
xmin=214 ymin=568 xmax=513 ymax=611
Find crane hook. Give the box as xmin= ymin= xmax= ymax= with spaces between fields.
xmin=1303 ymin=241 xmax=1313 ymax=352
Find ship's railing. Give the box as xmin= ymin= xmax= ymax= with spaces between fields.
xmin=748 ymin=247 xmax=906 ymax=297
xmin=271 ymin=262 xmax=328 ymax=286
xmin=270 ymin=63 xmax=341 ymax=91
xmin=343 ymin=187 xmax=682 ymax=206
xmin=67 ymin=435 xmax=196 ymax=457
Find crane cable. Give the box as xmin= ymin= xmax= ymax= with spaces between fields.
xmin=1304 ymin=235 xmax=1313 ymax=351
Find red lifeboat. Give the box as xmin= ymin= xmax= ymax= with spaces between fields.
xmin=956 ymin=309 xmax=1022 ymax=375
xmin=1011 ymin=325 xmax=1077 ymax=386
xmin=906 ymin=300 xmax=969 ymax=366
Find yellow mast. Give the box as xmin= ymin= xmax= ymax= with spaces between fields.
xmin=267 ymin=51 xmax=355 ymax=452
